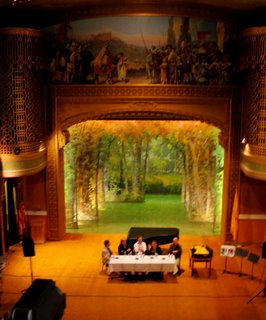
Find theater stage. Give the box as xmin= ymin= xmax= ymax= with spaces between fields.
xmin=0 ymin=234 xmax=265 ymax=320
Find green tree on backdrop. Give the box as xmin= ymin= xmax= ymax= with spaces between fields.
xmin=64 ymin=120 xmax=224 ymax=231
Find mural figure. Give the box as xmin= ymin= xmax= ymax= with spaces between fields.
xmin=93 ymin=44 xmax=114 ymax=84
xmin=66 ymin=42 xmax=81 ymax=83
xmin=116 ymin=52 xmax=127 ymax=83
xmin=79 ymin=45 xmax=94 ymax=83
xmin=220 ymin=54 xmax=233 ymax=84
xmin=167 ymin=45 xmax=178 ymax=84
xmin=160 ymin=57 xmax=168 ymax=84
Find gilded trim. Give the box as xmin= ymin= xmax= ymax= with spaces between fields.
xmin=0 ymin=150 xmax=47 ymax=178
xmin=239 ymin=214 xmax=266 ymax=220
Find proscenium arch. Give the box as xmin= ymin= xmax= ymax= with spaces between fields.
xmin=46 ymin=85 xmax=241 ymax=241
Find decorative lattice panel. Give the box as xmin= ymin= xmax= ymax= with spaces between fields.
xmin=240 ymin=27 xmax=266 ymax=156
xmin=0 ymin=28 xmax=48 ymax=154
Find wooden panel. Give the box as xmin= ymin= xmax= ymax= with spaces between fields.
xmin=26 ymin=215 xmax=47 ymax=244
xmin=238 ymin=219 xmax=266 ymax=243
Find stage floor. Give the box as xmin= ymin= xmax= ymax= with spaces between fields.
xmin=0 ymin=234 xmax=265 ymax=320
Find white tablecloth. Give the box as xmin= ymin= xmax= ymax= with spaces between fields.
xmin=108 ymin=255 xmax=177 ymax=274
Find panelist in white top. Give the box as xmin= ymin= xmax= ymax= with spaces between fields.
xmin=133 ymin=236 xmax=147 ymax=255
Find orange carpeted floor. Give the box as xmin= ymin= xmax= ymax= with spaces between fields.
xmin=0 ymin=234 xmax=265 ymax=320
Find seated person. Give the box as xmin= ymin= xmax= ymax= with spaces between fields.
xmin=102 ymin=239 xmax=112 ymax=268
xmin=146 ymin=239 xmax=164 ymax=280
xmin=118 ymin=239 xmax=132 ymax=255
xmin=146 ymin=239 xmax=162 ymax=255
xmin=168 ymin=237 xmax=182 ymax=275
xmin=133 ymin=236 xmax=147 ymax=280
xmin=133 ymin=236 xmax=147 ymax=255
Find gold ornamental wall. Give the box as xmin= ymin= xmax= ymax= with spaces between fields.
xmin=240 ymin=26 xmax=266 ymax=180
xmin=0 ymin=28 xmax=48 ymax=177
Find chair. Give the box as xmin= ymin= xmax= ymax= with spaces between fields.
xmin=189 ymin=246 xmax=213 ymax=277
xmin=101 ymin=254 xmax=109 ymax=272
xmin=101 ymin=262 xmax=107 ymax=271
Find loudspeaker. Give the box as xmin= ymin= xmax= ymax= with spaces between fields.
xmin=11 ymin=279 xmax=66 ymax=320
xmin=12 ymin=308 xmax=33 ymax=320
xmin=22 ymin=237 xmax=35 ymax=257
xmin=262 ymin=241 xmax=266 ymax=259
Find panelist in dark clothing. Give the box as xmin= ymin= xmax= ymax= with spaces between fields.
xmin=168 ymin=237 xmax=182 ymax=274
xmin=146 ymin=240 xmax=163 ymax=255
xmin=118 ymin=239 xmax=132 ymax=255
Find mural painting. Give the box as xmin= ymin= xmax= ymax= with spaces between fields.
xmin=47 ymin=16 xmax=236 ymax=85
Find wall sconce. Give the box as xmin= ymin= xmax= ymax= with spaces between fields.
xmin=38 ymin=141 xmax=46 ymax=152
xmin=13 ymin=147 xmax=21 ymax=155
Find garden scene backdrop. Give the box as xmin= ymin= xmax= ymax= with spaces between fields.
xmin=64 ymin=120 xmax=224 ymax=235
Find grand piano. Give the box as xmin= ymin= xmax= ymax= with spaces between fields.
xmin=126 ymin=227 xmax=179 ymax=248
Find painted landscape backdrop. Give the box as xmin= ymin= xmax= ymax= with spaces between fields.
xmin=46 ymin=16 xmax=237 ymax=85
xmin=64 ymin=120 xmax=224 ymax=235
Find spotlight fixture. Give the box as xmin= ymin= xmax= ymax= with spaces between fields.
xmin=13 ymin=146 xmax=21 ymax=155
xmin=38 ymin=140 xmax=46 ymax=152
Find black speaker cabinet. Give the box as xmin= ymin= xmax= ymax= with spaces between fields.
xmin=11 ymin=279 xmax=66 ymax=320
xmin=262 ymin=241 xmax=266 ymax=259
xmin=22 ymin=237 xmax=35 ymax=257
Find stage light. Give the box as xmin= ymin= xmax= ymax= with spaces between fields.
xmin=13 ymin=147 xmax=21 ymax=155
xmin=38 ymin=141 xmax=46 ymax=152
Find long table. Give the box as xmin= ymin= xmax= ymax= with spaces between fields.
xmin=108 ymin=255 xmax=177 ymax=274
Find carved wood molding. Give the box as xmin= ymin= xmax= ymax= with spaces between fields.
xmin=53 ymin=84 xmax=234 ymax=141
xmin=51 ymin=84 xmax=235 ymax=98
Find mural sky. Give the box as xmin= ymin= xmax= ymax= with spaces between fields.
xmin=69 ymin=16 xmax=218 ymax=47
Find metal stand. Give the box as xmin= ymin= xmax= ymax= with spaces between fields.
xmin=21 ymin=257 xmax=34 ymax=293
xmin=222 ymin=256 xmax=228 ymax=274
xmin=246 ymin=252 xmax=260 ymax=280
xmin=29 ymin=256 xmax=34 ymax=283
xmin=235 ymin=247 xmax=249 ymax=277
xmin=221 ymin=256 xmax=236 ymax=275
xmin=247 ymin=263 xmax=266 ymax=304
xmin=247 ymin=279 xmax=266 ymax=304
xmin=238 ymin=256 xmax=245 ymax=277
